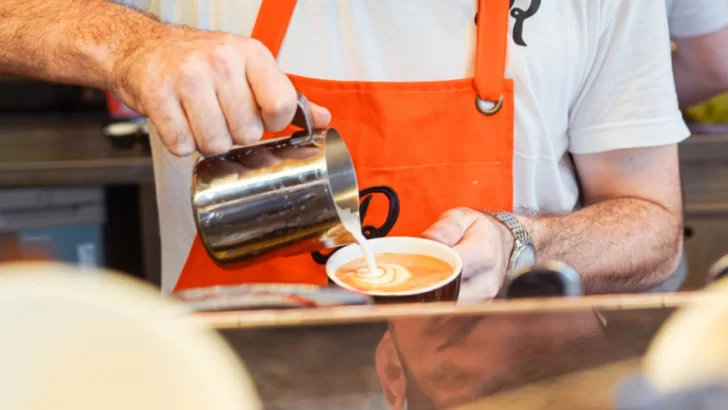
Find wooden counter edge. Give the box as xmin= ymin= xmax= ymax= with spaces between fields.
xmin=194 ymin=291 xmax=720 ymax=329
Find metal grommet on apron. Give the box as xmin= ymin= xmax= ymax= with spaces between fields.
xmin=475 ymin=94 xmax=504 ymax=116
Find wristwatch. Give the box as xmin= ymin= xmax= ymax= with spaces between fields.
xmin=487 ymin=211 xmax=537 ymax=274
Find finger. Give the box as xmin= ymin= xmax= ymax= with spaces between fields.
xmin=146 ymin=91 xmax=197 ymax=156
xmin=178 ymin=61 xmax=233 ymax=155
xmin=213 ymin=52 xmax=264 ymax=146
xmin=421 ymin=208 xmax=479 ymax=247
xmin=459 ymin=274 xmax=501 ymax=302
xmin=459 ymin=276 xmax=494 ymax=303
xmin=244 ymin=40 xmax=298 ymax=132
xmin=310 ymin=102 xmax=332 ymax=128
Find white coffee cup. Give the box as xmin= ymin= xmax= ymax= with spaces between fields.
xmin=325 ymin=237 xmax=462 ymax=303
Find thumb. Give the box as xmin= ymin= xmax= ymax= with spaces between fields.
xmin=421 ymin=208 xmax=479 ymax=247
xmin=451 ymin=219 xmax=495 ymax=280
xmin=310 ymin=102 xmax=331 ymax=128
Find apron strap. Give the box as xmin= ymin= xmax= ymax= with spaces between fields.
xmin=474 ymin=0 xmax=510 ymax=104
xmin=252 ymin=0 xmax=509 ymax=102
xmin=250 ymin=0 xmax=297 ymax=58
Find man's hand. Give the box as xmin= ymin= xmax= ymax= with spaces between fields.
xmin=111 ymin=28 xmax=331 ymax=156
xmin=421 ymin=208 xmax=514 ymax=302
xmin=0 ymin=0 xmax=331 ymax=157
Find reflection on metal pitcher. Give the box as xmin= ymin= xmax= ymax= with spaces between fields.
xmin=191 ymin=94 xmax=361 ymax=267
xmin=192 ymin=128 xmax=360 ymax=266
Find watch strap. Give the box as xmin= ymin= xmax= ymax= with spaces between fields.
xmin=493 ymin=211 xmax=533 ymax=246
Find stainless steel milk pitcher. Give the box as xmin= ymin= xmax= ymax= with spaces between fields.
xmin=191 ymin=93 xmax=360 ymax=266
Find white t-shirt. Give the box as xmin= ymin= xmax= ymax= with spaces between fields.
xmin=142 ymin=0 xmax=698 ymax=293
xmin=666 ymin=0 xmax=728 ymax=38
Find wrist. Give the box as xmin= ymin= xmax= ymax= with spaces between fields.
xmin=516 ymin=215 xmax=540 ymax=256
xmin=498 ymin=220 xmax=515 ymax=270
xmin=484 ymin=213 xmax=515 ymax=275
xmin=58 ymin=1 xmax=167 ymax=91
xmin=105 ymin=10 xmax=171 ymax=91
xmin=485 ymin=211 xmax=538 ymax=278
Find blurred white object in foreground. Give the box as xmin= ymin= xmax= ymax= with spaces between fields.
xmin=0 ymin=262 xmax=262 ymax=410
xmin=645 ymin=274 xmax=728 ymax=393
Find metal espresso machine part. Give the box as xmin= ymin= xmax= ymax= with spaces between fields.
xmin=498 ymin=261 xmax=584 ymax=299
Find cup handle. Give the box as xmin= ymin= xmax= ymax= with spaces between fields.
xmin=291 ymin=92 xmax=315 ymax=137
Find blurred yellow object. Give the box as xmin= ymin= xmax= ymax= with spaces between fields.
xmin=0 ymin=262 xmax=262 ymax=410
xmin=685 ymin=92 xmax=728 ymax=124
xmin=643 ymin=275 xmax=728 ymax=393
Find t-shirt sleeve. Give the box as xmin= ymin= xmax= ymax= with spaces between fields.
xmin=668 ymin=0 xmax=728 ymax=38
xmin=568 ymin=0 xmax=690 ymax=155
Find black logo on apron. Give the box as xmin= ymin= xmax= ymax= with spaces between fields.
xmin=310 ymin=186 xmax=400 ymax=265
xmin=476 ymin=0 xmax=542 ymax=47
xmin=510 ymin=0 xmax=541 ymax=47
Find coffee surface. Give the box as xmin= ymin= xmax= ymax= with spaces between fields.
xmin=335 ymin=253 xmax=454 ymax=294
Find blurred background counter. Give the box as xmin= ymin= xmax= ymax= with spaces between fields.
xmin=0 ymin=112 xmax=159 ymax=285
xmin=679 ymin=129 xmax=728 ymax=289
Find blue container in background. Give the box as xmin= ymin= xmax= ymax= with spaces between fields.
xmin=18 ymin=225 xmax=103 ymax=268
xmin=0 ymin=187 xmax=106 ymax=268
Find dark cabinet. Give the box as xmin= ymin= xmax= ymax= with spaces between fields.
xmin=680 ymin=134 xmax=728 ymax=289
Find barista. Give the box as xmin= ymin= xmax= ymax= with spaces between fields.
xmin=0 ymin=0 xmax=687 ymax=300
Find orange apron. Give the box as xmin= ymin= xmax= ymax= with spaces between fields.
xmin=174 ymin=0 xmax=514 ymax=291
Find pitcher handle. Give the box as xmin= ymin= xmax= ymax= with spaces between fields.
xmin=291 ymin=92 xmax=314 ymax=137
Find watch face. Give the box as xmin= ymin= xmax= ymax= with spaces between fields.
xmin=513 ymin=244 xmax=537 ymax=270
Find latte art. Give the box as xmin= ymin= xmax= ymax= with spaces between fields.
xmin=335 ymin=253 xmax=454 ymax=294
xmin=350 ymin=264 xmax=413 ymax=289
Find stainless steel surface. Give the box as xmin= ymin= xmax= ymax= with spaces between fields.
xmin=197 ymin=264 xmax=728 ymax=409
xmin=216 ymin=294 xmax=688 ymax=410
xmin=192 ymin=118 xmax=360 ymax=265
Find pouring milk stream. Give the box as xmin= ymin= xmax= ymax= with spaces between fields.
xmin=339 ymin=208 xmax=379 ymax=277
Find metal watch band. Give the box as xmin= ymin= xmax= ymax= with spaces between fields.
xmin=493 ymin=211 xmax=533 ymax=246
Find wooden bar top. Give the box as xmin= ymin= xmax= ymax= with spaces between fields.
xmin=195 ymin=291 xmax=714 ymax=329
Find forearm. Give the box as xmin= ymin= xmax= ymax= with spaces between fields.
xmin=0 ymin=0 xmax=164 ymax=89
xmin=519 ymin=198 xmax=683 ymax=294
xmin=672 ymin=30 xmax=728 ymax=109
xmin=673 ymin=57 xmax=726 ymax=108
